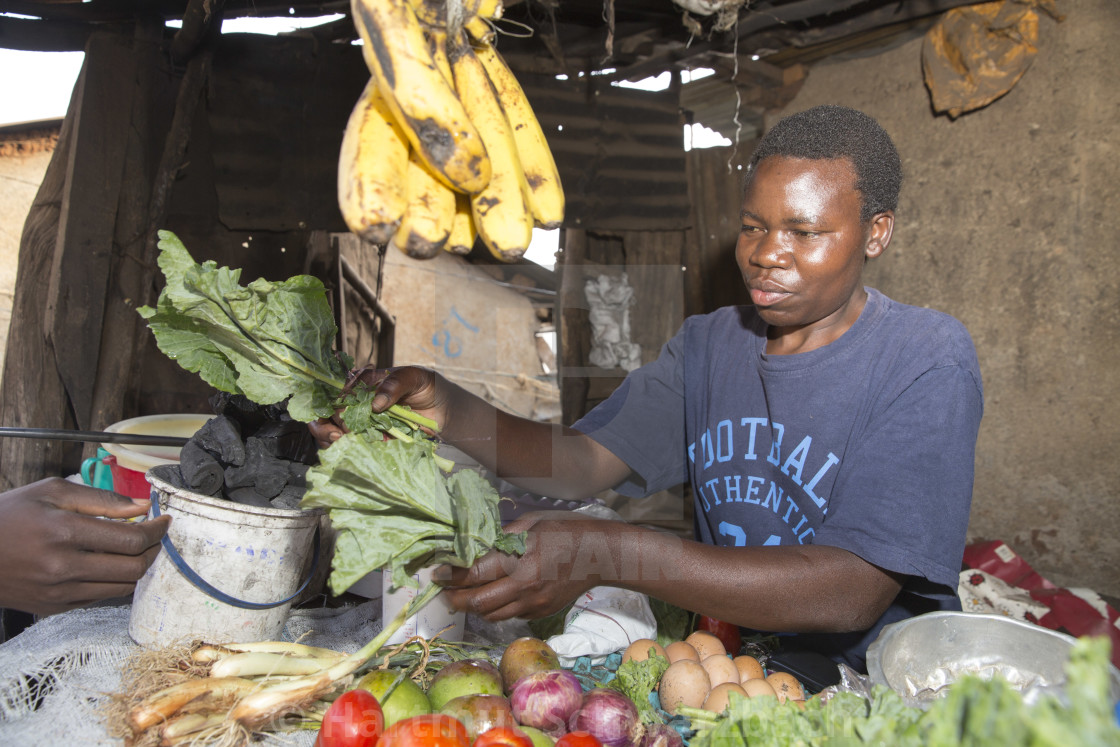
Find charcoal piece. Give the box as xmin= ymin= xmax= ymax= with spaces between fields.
xmin=225 ymin=487 xmax=275 ymax=509
xmin=270 ymin=486 xmax=306 ymax=511
xmin=287 ymin=462 xmax=309 ymax=488
xmin=192 ymin=415 xmax=245 ymax=467
xmin=223 ymin=437 xmax=289 ymax=499
xmin=178 ymin=440 xmax=224 ymax=496
xmin=209 ymin=393 xmax=271 ymax=437
xmin=253 ymin=420 xmax=319 ymax=465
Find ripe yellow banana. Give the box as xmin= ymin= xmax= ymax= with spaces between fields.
xmin=449 ymin=38 xmax=533 ymax=262
xmin=351 ymin=0 xmax=491 ymax=194
xmin=425 ymin=24 xmax=455 ymax=85
xmin=405 ymin=0 xmax=502 ymax=45
xmin=445 ymin=192 xmax=478 ymax=255
xmin=393 ymin=150 xmax=456 ymax=259
xmin=337 ymin=77 xmax=409 ymax=244
xmin=476 ymin=43 xmax=565 ymax=230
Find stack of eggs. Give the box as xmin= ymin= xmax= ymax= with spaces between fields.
xmin=623 ymin=631 xmax=806 ymax=716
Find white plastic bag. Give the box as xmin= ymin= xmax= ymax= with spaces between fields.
xmin=542 ymin=503 xmax=658 ymax=666
xmin=547 ymin=585 xmax=658 ymax=667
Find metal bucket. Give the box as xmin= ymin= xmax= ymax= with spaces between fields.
xmin=128 ymin=464 xmax=322 ymax=647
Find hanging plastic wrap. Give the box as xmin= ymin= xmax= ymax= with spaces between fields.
xmin=584 ymin=273 xmax=642 ymax=372
xmin=922 ymin=0 xmax=1064 ymax=119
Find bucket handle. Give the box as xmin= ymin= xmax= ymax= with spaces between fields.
xmin=150 ymin=493 xmax=321 ymax=611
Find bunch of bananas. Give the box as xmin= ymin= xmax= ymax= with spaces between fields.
xmin=339 ymin=0 xmax=564 ymax=262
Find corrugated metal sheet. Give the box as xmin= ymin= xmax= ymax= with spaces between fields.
xmin=205 ymin=36 xmax=690 ymax=234
xmin=679 ymin=74 xmax=763 ymax=144
xmin=520 ymin=73 xmax=691 ymax=232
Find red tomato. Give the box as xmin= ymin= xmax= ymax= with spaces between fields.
xmin=554 ymin=732 xmax=602 ymax=747
xmin=474 ymin=726 xmax=534 ymax=747
xmin=697 ymin=615 xmax=742 ymax=656
xmin=376 ymin=713 xmax=470 ymax=747
xmin=318 ymin=688 xmax=385 ymax=747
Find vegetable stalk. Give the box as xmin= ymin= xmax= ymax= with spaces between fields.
xmin=127 ymin=581 xmax=444 ymax=738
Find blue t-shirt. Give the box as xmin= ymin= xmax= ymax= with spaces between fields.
xmin=574 ymin=288 xmax=984 ymax=670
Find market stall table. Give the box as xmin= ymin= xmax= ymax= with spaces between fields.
xmin=0 ymin=599 xmax=535 ymax=745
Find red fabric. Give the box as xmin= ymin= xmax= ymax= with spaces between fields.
xmin=963 ymin=540 xmax=1120 ymax=668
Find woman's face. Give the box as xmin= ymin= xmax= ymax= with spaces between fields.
xmin=736 ymin=155 xmax=893 ymax=353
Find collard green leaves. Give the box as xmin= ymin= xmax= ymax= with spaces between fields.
xmin=140 ymin=231 xmax=526 ymax=599
xmin=137 ymin=230 xmax=351 ymax=423
xmin=302 ymin=432 xmax=526 ymax=595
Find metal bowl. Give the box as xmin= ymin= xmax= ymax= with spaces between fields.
xmin=865 ymin=611 xmax=1120 ymax=708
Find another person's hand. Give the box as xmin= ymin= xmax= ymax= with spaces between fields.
xmin=0 ymin=478 xmax=170 ymax=616
xmin=436 ymin=512 xmax=611 ymax=621
xmin=309 ymin=365 xmax=447 ymax=449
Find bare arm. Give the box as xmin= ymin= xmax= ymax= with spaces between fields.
xmin=310 ymin=366 xmax=633 ymax=501
xmin=440 ymin=514 xmax=904 ymax=634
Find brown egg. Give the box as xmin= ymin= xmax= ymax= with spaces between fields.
xmin=766 ymin=672 xmax=805 ymax=703
xmin=665 ymin=641 xmax=700 ymax=664
xmin=658 ymin=659 xmax=711 ymax=715
xmin=733 ymin=655 xmax=764 ymax=682
xmin=700 ymin=654 xmax=740 ymax=687
xmin=702 ymin=682 xmax=748 ymax=714
xmin=685 ymin=630 xmax=726 ymax=660
xmin=622 ymin=638 xmax=666 ymax=665
xmin=741 ymin=678 xmax=778 ymax=699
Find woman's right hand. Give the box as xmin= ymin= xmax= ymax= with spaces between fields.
xmin=309 ymin=365 xmax=449 ymax=449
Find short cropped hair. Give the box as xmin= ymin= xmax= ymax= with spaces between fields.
xmin=746 ymin=105 xmax=903 ymax=221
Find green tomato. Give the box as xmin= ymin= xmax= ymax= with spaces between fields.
xmin=355 ymin=669 xmax=432 ymax=728
xmin=517 ymin=726 xmax=556 ymax=747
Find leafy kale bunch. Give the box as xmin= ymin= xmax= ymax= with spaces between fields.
xmin=139 ymin=231 xmax=524 ymax=595
xmin=138 ymin=230 xmax=430 ymax=435
xmin=303 ymin=434 xmax=527 ymax=595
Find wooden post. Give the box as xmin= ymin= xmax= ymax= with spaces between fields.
xmin=558 ymin=228 xmax=590 ymax=425
xmin=41 ymin=32 xmax=138 ymax=433
xmin=90 ymin=21 xmax=214 ymax=432
xmin=0 ymin=31 xmax=138 ymax=488
xmin=88 ymin=20 xmax=168 ymax=433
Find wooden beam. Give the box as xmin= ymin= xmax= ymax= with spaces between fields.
xmin=558 ymin=229 xmax=590 ymax=426
xmin=42 ymin=31 xmax=138 ymax=431
xmin=0 ymin=15 xmax=89 ymax=52
xmin=88 ymin=19 xmax=167 ymax=432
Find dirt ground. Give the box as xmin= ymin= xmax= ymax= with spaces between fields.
xmin=771 ymin=0 xmax=1119 ymax=597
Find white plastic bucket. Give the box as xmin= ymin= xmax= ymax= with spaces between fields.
xmin=381 ymin=567 xmax=465 ymax=644
xmin=129 ymin=464 xmax=323 ymax=647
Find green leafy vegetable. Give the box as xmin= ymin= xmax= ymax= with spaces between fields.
xmin=648 ymin=598 xmax=690 ymax=650
xmin=139 ymin=231 xmax=524 ymax=597
xmin=301 ymin=432 xmax=526 ymax=594
xmin=138 ymin=230 xmax=351 ymax=423
xmin=685 ymin=636 xmax=1120 ymax=747
xmin=138 ymin=230 xmax=431 ymax=433
xmin=607 ymin=651 xmax=670 ymax=724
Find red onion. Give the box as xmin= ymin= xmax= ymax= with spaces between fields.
xmin=569 ymin=688 xmax=640 ymax=747
xmin=638 ymin=723 xmax=684 ymax=747
xmin=509 ymin=669 xmax=583 ymax=737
